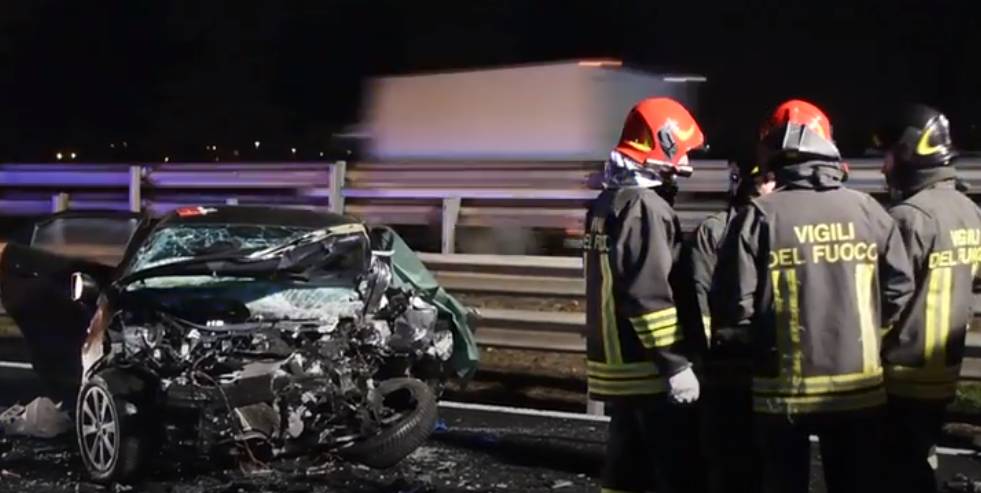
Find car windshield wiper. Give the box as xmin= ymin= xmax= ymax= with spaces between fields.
xmin=246 ymin=229 xmax=334 ymax=260
xmin=117 ymin=250 xmax=264 ymax=286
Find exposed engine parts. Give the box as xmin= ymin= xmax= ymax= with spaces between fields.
xmin=98 ymin=281 xmax=450 ymax=466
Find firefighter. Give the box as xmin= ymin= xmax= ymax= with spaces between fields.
xmin=692 ymin=157 xmax=775 ymax=345
xmin=876 ymin=104 xmax=981 ymax=493
xmin=692 ymin=157 xmax=773 ymax=493
xmin=710 ymin=99 xmax=915 ymax=493
xmin=584 ymin=97 xmax=706 ymax=493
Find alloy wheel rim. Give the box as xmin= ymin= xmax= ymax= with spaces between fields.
xmin=80 ymin=386 xmax=118 ymax=472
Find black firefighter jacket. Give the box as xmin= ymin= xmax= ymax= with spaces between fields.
xmin=710 ymin=161 xmax=915 ymax=415
xmin=882 ymin=177 xmax=981 ymax=401
xmin=584 ymin=186 xmax=693 ymax=402
xmin=691 ymin=209 xmax=730 ymax=346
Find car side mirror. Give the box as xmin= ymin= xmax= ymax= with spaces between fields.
xmin=70 ymin=272 xmax=100 ymax=304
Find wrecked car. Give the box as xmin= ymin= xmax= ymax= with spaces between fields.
xmin=0 ymin=206 xmax=478 ymax=483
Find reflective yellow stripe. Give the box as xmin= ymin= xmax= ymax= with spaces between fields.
xmin=855 ymin=263 xmax=879 ymax=373
xmin=633 ymin=317 xmax=678 ymax=332
xmin=771 ymin=269 xmax=789 ymax=380
xmin=629 ymin=307 xmax=677 ymax=326
xmin=635 ymin=324 xmax=682 ymax=348
xmin=588 ymin=376 xmax=668 ymax=396
xmin=786 ymin=269 xmax=802 ymax=384
xmin=600 ymin=255 xmax=623 ymax=364
xmin=631 ymin=308 xmax=681 ymax=349
xmin=753 ymin=371 xmax=883 ymax=395
xmin=753 ymin=387 xmax=886 ymax=414
xmin=934 ymin=267 xmax=953 ymax=370
xmin=702 ymin=315 xmax=712 ymax=345
xmin=587 ymin=361 xmax=660 ymax=379
xmin=924 ymin=268 xmax=943 ymax=369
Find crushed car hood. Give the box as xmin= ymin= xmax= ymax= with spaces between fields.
xmin=370 ymin=227 xmax=479 ymax=381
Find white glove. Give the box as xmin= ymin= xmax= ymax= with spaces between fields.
xmin=667 ymin=367 xmax=700 ymax=405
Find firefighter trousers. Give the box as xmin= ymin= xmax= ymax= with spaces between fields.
xmin=884 ymin=396 xmax=948 ymax=493
xmin=602 ymin=398 xmax=706 ymax=493
xmin=755 ymin=409 xmax=884 ymax=493
xmin=700 ymin=365 xmax=759 ymax=493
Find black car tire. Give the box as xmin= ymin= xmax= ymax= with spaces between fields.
xmin=76 ymin=371 xmax=153 ymax=483
xmin=340 ymin=377 xmax=438 ymax=469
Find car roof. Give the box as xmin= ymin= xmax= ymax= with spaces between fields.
xmin=154 ymin=205 xmax=361 ymax=229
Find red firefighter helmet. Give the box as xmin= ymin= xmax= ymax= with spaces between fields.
xmin=759 ymin=99 xmax=840 ymax=165
xmin=615 ymin=97 xmax=705 ymax=177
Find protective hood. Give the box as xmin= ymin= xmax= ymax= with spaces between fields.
xmin=601 ymin=150 xmax=663 ymax=189
xmin=889 ymin=166 xmax=958 ymax=201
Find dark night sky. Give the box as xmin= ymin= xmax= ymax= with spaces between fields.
xmin=0 ymin=0 xmax=977 ymax=162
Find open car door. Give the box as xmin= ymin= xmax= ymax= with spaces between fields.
xmin=0 ymin=211 xmax=145 ymax=405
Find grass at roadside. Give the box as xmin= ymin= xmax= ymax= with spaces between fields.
xmin=952 ymin=381 xmax=981 ymax=415
xmin=0 ymin=315 xmax=20 ymax=338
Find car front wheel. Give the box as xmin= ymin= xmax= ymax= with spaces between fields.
xmin=76 ymin=373 xmax=150 ymax=483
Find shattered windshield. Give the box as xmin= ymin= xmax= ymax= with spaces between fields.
xmin=128 ymin=224 xmax=310 ymax=273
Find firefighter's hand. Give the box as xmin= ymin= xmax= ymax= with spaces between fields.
xmin=667 ymin=367 xmax=700 ymax=405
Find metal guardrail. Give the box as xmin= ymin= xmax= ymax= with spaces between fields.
xmin=417 ymin=253 xmax=981 ymax=381
xmin=4 ymin=158 xmax=981 ymax=254
xmin=4 ymin=161 xmax=981 ymax=373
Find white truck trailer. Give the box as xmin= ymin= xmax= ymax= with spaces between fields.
xmin=361 ymin=60 xmax=706 ymax=161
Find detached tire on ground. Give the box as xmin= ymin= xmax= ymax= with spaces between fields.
xmin=341 ymin=377 xmax=438 ymax=469
xmin=76 ymin=370 xmax=154 ymax=483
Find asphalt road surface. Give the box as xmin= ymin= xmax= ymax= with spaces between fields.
xmin=2 ymin=365 xmax=981 ymax=492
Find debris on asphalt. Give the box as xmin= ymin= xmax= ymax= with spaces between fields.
xmin=946 ymin=423 xmax=981 ymax=450
xmin=945 ymin=473 xmax=981 ymax=493
xmin=0 ymin=397 xmax=71 ymax=438
xmin=550 ymin=480 xmax=573 ymax=489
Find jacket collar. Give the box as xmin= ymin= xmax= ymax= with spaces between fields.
xmin=893 ymin=166 xmax=958 ymax=200
xmin=774 ymin=160 xmax=845 ymax=191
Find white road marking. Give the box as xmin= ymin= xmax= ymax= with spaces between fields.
xmin=0 ymin=361 xmax=32 ymax=370
xmin=440 ymin=401 xmax=610 ymax=423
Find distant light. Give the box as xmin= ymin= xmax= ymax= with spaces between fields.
xmin=109 ymin=143 xmax=116 ymax=149
xmin=122 ymin=141 xmax=128 ymax=148
xmin=254 ymin=141 xmax=261 ymax=149
xmin=663 ymin=75 xmax=708 ymax=83
xmin=70 ymin=152 xmax=77 ymax=160
xmin=56 ymin=152 xmax=63 ymax=160
xmin=233 ymin=150 xmax=240 ymax=157
xmin=319 ymin=151 xmax=325 ymax=158
xmin=578 ymin=59 xmax=622 ymax=68
xmin=164 ymin=156 xmax=170 ymax=163
xmin=291 ymin=147 xmax=297 ymax=155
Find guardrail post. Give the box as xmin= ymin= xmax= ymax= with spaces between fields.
xmin=442 ymin=197 xmax=461 ymax=254
xmin=51 ymin=192 xmax=69 ymax=212
xmin=128 ymin=165 xmax=142 ymax=213
xmin=329 ymin=160 xmax=347 ymax=214
xmin=586 ymin=399 xmax=605 ymax=416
